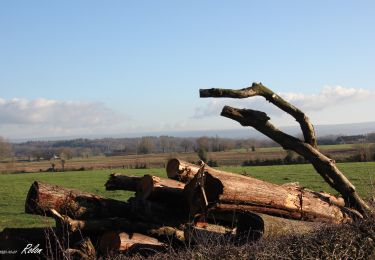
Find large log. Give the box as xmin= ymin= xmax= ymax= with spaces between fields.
xmin=50 ymin=209 xmax=184 ymax=243
xmin=184 ymin=165 xmax=357 ymax=224
xmin=105 ymin=173 xmax=142 ymax=191
xmin=210 ymin=211 xmax=323 ymax=241
xmin=137 ymin=174 xmax=185 ymax=206
xmin=25 ymin=181 xmax=132 ymax=219
xmin=99 ymin=231 xmax=166 ymax=255
xmin=188 ymin=211 xmax=322 ymax=243
xmin=166 ymin=158 xmax=200 ymax=183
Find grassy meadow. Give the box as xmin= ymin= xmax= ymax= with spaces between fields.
xmin=0 ymin=161 xmax=374 ymax=231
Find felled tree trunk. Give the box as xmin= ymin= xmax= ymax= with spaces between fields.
xmin=50 ymin=209 xmax=184 ymax=243
xmin=184 ymin=165 xmax=357 ymax=224
xmin=99 ymin=231 xmax=166 ymax=255
xmin=186 ymin=211 xmax=321 ymax=243
xmin=105 ymin=173 xmax=142 ymax=191
xmin=166 ymin=158 xmax=201 ymax=183
xmin=25 ymin=181 xmax=132 ymax=219
xmin=137 ymin=174 xmax=185 ymax=206
xmin=212 ymin=211 xmax=323 ymax=241
xmin=200 ymin=83 xmax=373 ymax=216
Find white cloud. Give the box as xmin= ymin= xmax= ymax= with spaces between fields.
xmin=0 ymin=97 xmax=128 ymax=138
xmin=282 ymin=85 xmax=374 ymax=111
xmin=193 ymin=85 xmax=375 ymax=119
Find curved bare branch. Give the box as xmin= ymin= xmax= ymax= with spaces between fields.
xmin=200 ymin=82 xmax=317 ymax=148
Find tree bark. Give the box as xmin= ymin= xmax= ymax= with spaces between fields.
xmin=25 ymin=181 xmax=132 ymax=219
xmin=99 ymin=231 xmax=166 ymax=255
xmin=137 ymin=174 xmax=185 ymax=206
xmin=184 ymin=165 xmax=357 ymax=224
xmin=199 ymin=83 xmax=373 ymax=216
xmin=105 ymin=173 xmax=142 ymax=191
xmin=166 ymin=158 xmax=201 ymax=183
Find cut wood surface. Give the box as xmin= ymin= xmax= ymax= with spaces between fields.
xmin=166 ymin=158 xmax=201 ymax=183
xmin=105 ymin=173 xmax=142 ymax=191
xmin=184 ymin=164 xmax=354 ymax=224
xmin=99 ymin=231 xmax=166 ymax=254
xmin=137 ymin=174 xmax=185 ymax=203
xmin=25 ymin=181 xmax=132 ymax=219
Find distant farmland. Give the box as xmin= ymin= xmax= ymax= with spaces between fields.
xmin=0 ymin=143 xmax=366 ymax=174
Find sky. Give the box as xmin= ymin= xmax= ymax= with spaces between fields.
xmin=0 ymin=1 xmax=375 ymax=140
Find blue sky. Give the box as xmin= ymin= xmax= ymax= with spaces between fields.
xmin=1 ymin=1 xmax=375 ymax=139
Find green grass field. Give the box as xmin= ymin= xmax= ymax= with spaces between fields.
xmin=0 ymin=162 xmax=374 ymax=231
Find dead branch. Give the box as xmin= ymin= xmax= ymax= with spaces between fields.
xmin=199 ymin=83 xmax=373 ymax=216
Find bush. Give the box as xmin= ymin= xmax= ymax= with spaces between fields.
xmin=197 ymin=148 xmax=208 ymax=162
xmin=124 ymin=217 xmax=375 ymax=260
xmin=207 ymin=160 xmax=218 ymax=167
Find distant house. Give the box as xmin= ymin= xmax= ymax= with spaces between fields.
xmin=336 ymin=135 xmax=366 ymax=144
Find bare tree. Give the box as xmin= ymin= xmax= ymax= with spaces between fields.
xmin=138 ymin=137 xmax=155 ymax=154
xmin=159 ymin=136 xmax=169 ymax=153
xmin=200 ymin=82 xmax=373 ymax=216
xmin=196 ymin=137 xmax=210 ymax=151
xmin=180 ymin=138 xmax=194 ymax=153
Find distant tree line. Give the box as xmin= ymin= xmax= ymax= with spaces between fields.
xmin=2 ymin=132 xmax=375 ymax=163
xmin=8 ymin=136 xmax=278 ymax=161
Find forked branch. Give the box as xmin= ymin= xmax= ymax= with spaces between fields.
xmin=200 ymin=84 xmax=373 ymax=216
xmin=200 ymin=82 xmax=317 ymax=148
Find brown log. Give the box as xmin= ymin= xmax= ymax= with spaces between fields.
xmin=235 ymin=211 xmax=322 ymax=240
xmin=184 ymin=165 xmax=356 ymax=224
xmin=166 ymin=158 xmax=201 ymax=183
xmin=200 ymin=83 xmax=373 ymax=216
xmin=99 ymin=231 xmax=166 ymax=255
xmin=25 ymin=181 xmax=132 ymax=219
xmin=137 ymin=174 xmax=185 ymax=206
xmin=50 ymin=209 xmax=184 ymax=243
xmin=105 ymin=173 xmax=142 ymax=191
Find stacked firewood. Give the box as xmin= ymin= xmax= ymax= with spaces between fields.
xmin=0 ymin=158 xmax=361 ymax=258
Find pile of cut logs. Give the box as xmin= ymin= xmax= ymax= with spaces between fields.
xmin=0 ymin=158 xmax=361 ymax=259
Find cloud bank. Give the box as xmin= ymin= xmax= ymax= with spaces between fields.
xmin=0 ymin=98 xmax=127 ymax=138
xmin=194 ymin=85 xmax=375 ymax=119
